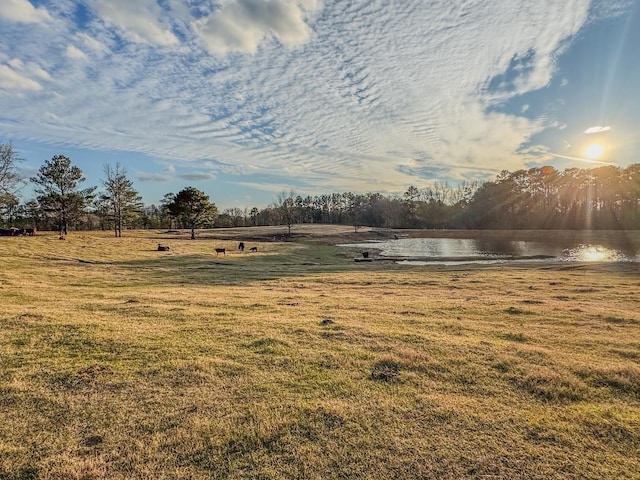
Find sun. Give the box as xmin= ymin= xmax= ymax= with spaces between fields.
xmin=584 ymin=143 xmax=606 ymax=159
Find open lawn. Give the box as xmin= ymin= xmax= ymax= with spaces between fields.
xmin=1 ymin=227 xmax=639 ymax=479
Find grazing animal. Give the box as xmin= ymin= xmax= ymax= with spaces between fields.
xmin=238 ymin=242 xmax=245 ymax=251
xmin=362 ymin=251 xmax=369 ymax=259
xmin=0 ymin=229 xmax=13 ymax=236
xmin=25 ymin=228 xmax=36 ymax=236
xmin=249 ymin=246 xmax=258 ymax=252
xmin=215 ymin=248 xmax=226 ymax=256
xmin=157 ymin=244 xmax=170 ymax=251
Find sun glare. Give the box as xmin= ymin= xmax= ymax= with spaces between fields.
xmin=565 ymin=245 xmax=622 ymax=262
xmin=584 ymin=143 xmax=605 ymax=159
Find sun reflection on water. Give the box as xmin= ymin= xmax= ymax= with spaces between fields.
xmin=563 ymin=245 xmax=624 ymax=262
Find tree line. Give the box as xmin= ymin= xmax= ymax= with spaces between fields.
xmin=1 ymin=143 xmax=639 ymax=233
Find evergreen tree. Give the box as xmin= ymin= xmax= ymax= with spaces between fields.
xmin=30 ymin=155 xmax=96 ymax=235
xmin=166 ymin=187 xmax=217 ymax=239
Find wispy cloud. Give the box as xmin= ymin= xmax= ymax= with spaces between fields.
xmin=0 ymin=0 xmax=633 ymax=198
xmin=90 ymin=0 xmax=179 ymax=46
xmin=136 ymin=169 xmax=216 ymax=186
xmin=0 ymin=0 xmax=51 ymax=23
xmin=66 ymin=45 xmax=87 ymax=60
xmin=193 ymin=0 xmax=322 ymax=55
xmin=176 ymin=172 xmax=216 ymax=182
xmin=135 ymin=172 xmax=169 ymax=183
xmin=548 ymin=152 xmax=616 ymax=166
xmin=0 ymin=63 xmax=42 ymax=90
xmin=584 ymin=126 xmax=611 ymax=134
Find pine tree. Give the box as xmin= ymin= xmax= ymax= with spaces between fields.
xmin=30 ymin=155 xmax=96 ymax=235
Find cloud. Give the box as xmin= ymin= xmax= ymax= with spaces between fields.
xmin=193 ymin=0 xmax=322 ymax=55
xmin=176 ymin=172 xmax=216 ymax=181
xmin=132 ymin=167 xmax=217 ymax=191
xmin=77 ymin=33 xmax=110 ymax=56
xmin=8 ymin=58 xmax=23 ymax=69
xmin=233 ymin=181 xmax=310 ymax=195
xmin=91 ymin=0 xmax=179 ymax=46
xmin=135 ymin=172 xmax=169 ymax=182
xmin=66 ymin=45 xmax=87 ymax=60
xmin=1 ymin=0 xmax=631 ymax=199
xmin=0 ymin=63 xmax=41 ymax=90
xmin=6 ymin=58 xmax=50 ymax=80
xmin=0 ymin=0 xmax=51 ymax=23
xmin=584 ymin=126 xmax=611 ymax=134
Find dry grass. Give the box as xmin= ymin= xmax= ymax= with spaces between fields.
xmin=1 ymin=228 xmax=639 ymax=479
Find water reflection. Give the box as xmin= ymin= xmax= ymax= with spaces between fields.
xmin=341 ymin=238 xmax=562 ymax=259
xmin=563 ymin=245 xmax=626 ymax=262
xmin=340 ymin=237 xmax=639 ymax=263
xmin=474 ymin=238 xmax=522 ymax=256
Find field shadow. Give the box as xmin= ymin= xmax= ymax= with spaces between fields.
xmin=108 ymin=240 xmax=640 ymax=286
xmin=109 ymin=246 xmax=399 ymax=286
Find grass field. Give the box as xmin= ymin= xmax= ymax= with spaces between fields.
xmin=1 ymin=227 xmax=639 ymax=479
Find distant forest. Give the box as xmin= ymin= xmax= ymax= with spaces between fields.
xmin=245 ymin=164 xmax=640 ymax=231
xmin=3 ymin=152 xmax=640 ymax=232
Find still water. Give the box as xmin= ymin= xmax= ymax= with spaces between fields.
xmin=340 ymin=237 xmax=640 ymax=264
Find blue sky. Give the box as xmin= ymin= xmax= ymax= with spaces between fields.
xmin=1 ymin=0 xmax=638 ymax=209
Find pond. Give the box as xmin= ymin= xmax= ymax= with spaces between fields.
xmin=339 ymin=234 xmax=640 ymax=264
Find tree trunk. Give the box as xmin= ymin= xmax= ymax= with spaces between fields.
xmin=191 ymin=222 xmax=196 ymax=240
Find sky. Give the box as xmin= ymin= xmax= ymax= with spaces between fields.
xmin=1 ymin=0 xmax=639 ymax=209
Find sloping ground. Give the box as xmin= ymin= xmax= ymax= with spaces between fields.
xmin=0 ymin=230 xmax=638 ymax=479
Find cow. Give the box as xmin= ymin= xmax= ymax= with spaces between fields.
xmin=238 ymin=242 xmax=245 ymax=251
xmin=25 ymin=228 xmax=36 ymax=236
xmin=215 ymin=248 xmax=226 ymax=256
xmin=249 ymin=246 xmax=258 ymax=252
xmin=157 ymin=244 xmax=170 ymax=251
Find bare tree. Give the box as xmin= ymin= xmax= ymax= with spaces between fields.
xmin=100 ymin=163 xmax=143 ymax=237
xmin=0 ymin=143 xmax=23 ymax=213
xmin=275 ymin=189 xmax=297 ymax=236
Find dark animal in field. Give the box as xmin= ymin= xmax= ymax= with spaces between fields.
xmin=157 ymin=244 xmax=170 ymax=251
xmin=215 ymin=248 xmax=226 ymax=256
xmin=0 ymin=228 xmax=37 ymax=236
xmin=362 ymin=251 xmax=369 ymax=258
xmin=238 ymin=242 xmax=245 ymax=251
xmin=249 ymin=246 xmax=258 ymax=252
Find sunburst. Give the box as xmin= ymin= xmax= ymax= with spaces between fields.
xmin=584 ymin=143 xmax=606 ymax=159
